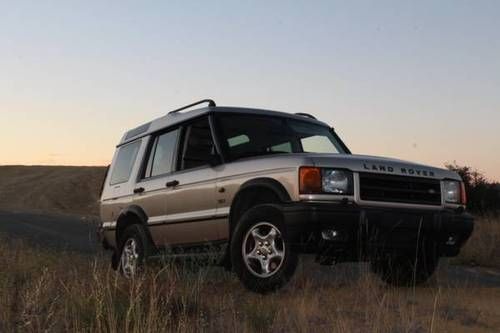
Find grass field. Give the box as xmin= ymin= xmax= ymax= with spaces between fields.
xmin=1 ymin=166 xmax=499 ymax=332
xmin=452 ymin=215 xmax=500 ymax=269
xmin=0 ymin=165 xmax=106 ymax=216
xmin=1 ymin=217 xmax=499 ymax=333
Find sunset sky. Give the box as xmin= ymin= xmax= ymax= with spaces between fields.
xmin=1 ymin=1 xmax=499 ymax=180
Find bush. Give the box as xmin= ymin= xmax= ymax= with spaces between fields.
xmin=446 ymin=163 xmax=500 ymax=213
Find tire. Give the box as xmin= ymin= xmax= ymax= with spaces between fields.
xmin=117 ymin=224 xmax=154 ymax=278
xmin=370 ymin=241 xmax=439 ymax=286
xmin=230 ymin=205 xmax=298 ymax=293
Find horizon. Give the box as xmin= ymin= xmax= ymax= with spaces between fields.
xmin=1 ymin=1 xmax=499 ymax=181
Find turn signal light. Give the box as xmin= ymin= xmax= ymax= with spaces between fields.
xmin=460 ymin=182 xmax=467 ymax=205
xmin=299 ymin=167 xmax=322 ymax=194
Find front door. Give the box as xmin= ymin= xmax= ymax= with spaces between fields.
xmin=158 ymin=116 xmax=223 ymax=246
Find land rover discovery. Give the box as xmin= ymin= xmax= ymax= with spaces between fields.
xmin=99 ymin=99 xmax=473 ymax=293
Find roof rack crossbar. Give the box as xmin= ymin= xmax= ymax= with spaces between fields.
xmin=295 ymin=112 xmax=317 ymax=120
xmin=168 ymin=99 xmax=216 ymax=114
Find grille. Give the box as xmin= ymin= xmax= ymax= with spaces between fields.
xmin=359 ymin=173 xmax=441 ymax=206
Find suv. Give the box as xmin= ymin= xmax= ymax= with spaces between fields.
xmin=99 ymin=99 xmax=473 ymax=293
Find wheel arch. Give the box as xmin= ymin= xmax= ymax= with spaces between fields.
xmin=228 ymin=177 xmax=291 ymax=235
xmin=115 ymin=205 xmax=155 ymax=249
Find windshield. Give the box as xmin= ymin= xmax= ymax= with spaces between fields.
xmin=216 ymin=114 xmax=348 ymax=161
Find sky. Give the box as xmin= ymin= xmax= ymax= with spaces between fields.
xmin=1 ymin=1 xmax=499 ymax=181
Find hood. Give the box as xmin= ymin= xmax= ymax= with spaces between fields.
xmin=308 ymin=153 xmax=461 ymax=181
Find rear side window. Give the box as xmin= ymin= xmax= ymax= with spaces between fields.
xmin=143 ymin=129 xmax=179 ymax=178
xmin=110 ymin=141 xmax=141 ymax=185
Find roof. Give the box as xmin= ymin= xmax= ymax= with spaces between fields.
xmin=118 ymin=105 xmax=330 ymax=146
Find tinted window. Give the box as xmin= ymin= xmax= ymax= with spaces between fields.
xmin=143 ymin=129 xmax=179 ymax=178
xmin=301 ymin=135 xmax=336 ymax=153
xmin=228 ymin=134 xmax=250 ymax=147
xmin=271 ymin=142 xmax=293 ymax=153
xmin=180 ymin=117 xmax=215 ymax=170
xmin=110 ymin=141 xmax=141 ymax=185
xmin=216 ymin=114 xmax=345 ymax=161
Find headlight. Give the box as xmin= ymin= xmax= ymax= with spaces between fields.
xmin=322 ymin=169 xmax=353 ymax=194
xmin=299 ymin=167 xmax=353 ymax=195
xmin=443 ymin=180 xmax=460 ymax=203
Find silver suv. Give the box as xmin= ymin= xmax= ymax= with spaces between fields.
xmin=99 ymin=99 xmax=473 ymax=293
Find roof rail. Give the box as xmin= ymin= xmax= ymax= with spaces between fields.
xmin=168 ymin=99 xmax=216 ymax=114
xmin=295 ymin=112 xmax=317 ymax=120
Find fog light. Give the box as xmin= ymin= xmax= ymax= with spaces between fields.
xmin=446 ymin=235 xmax=457 ymax=246
xmin=321 ymin=229 xmax=339 ymax=240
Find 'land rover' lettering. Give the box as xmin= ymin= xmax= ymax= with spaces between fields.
xmin=363 ymin=163 xmax=435 ymax=177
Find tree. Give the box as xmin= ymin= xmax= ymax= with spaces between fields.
xmin=446 ymin=163 xmax=500 ymax=213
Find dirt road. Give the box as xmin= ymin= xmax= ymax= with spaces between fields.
xmin=0 ymin=210 xmax=99 ymax=253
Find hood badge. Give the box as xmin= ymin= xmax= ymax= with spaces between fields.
xmin=363 ymin=163 xmax=435 ymax=177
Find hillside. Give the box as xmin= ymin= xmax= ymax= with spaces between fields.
xmin=0 ymin=166 xmax=107 ymax=216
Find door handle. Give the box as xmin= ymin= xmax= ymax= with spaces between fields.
xmin=133 ymin=187 xmax=145 ymax=194
xmin=166 ymin=180 xmax=179 ymax=188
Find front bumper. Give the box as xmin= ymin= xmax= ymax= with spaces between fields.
xmin=282 ymin=202 xmax=474 ymax=260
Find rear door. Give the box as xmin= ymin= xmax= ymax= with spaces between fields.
xmin=133 ymin=128 xmax=180 ymax=244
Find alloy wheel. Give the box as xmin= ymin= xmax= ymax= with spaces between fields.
xmin=242 ymin=222 xmax=285 ymax=278
xmin=120 ymin=238 xmax=139 ymax=278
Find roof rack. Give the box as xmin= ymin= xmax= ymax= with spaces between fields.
xmin=295 ymin=112 xmax=317 ymax=120
xmin=168 ymin=99 xmax=216 ymax=114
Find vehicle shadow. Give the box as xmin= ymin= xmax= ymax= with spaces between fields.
xmin=295 ymin=255 xmax=500 ymax=289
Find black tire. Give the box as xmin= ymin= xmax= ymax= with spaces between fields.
xmin=230 ymin=205 xmax=298 ymax=293
xmin=117 ymin=224 xmax=154 ymax=278
xmin=370 ymin=241 xmax=439 ymax=286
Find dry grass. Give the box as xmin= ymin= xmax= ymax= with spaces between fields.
xmin=455 ymin=215 xmax=500 ymax=268
xmin=1 ymin=166 xmax=499 ymax=331
xmin=1 ymin=237 xmax=499 ymax=333
xmin=0 ymin=166 xmax=106 ymax=216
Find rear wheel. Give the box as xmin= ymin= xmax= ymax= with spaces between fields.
xmin=118 ymin=224 xmax=154 ymax=278
xmin=231 ymin=205 xmax=298 ymax=293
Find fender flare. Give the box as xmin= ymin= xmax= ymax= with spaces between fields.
xmin=237 ymin=177 xmax=291 ymax=203
xmin=116 ymin=205 xmax=149 ymax=226
xmin=115 ymin=205 xmax=155 ymax=252
xmin=229 ymin=178 xmax=291 ymax=231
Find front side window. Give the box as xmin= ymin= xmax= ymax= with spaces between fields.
xmin=216 ymin=114 xmax=347 ymax=161
xmin=143 ymin=129 xmax=179 ymax=178
xmin=179 ymin=117 xmax=215 ymax=170
xmin=110 ymin=141 xmax=141 ymax=185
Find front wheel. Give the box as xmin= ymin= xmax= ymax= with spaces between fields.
xmin=370 ymin=245 xmax=439 ymax=286
xmin=231 ymin=205 xmax=298 ymax=293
